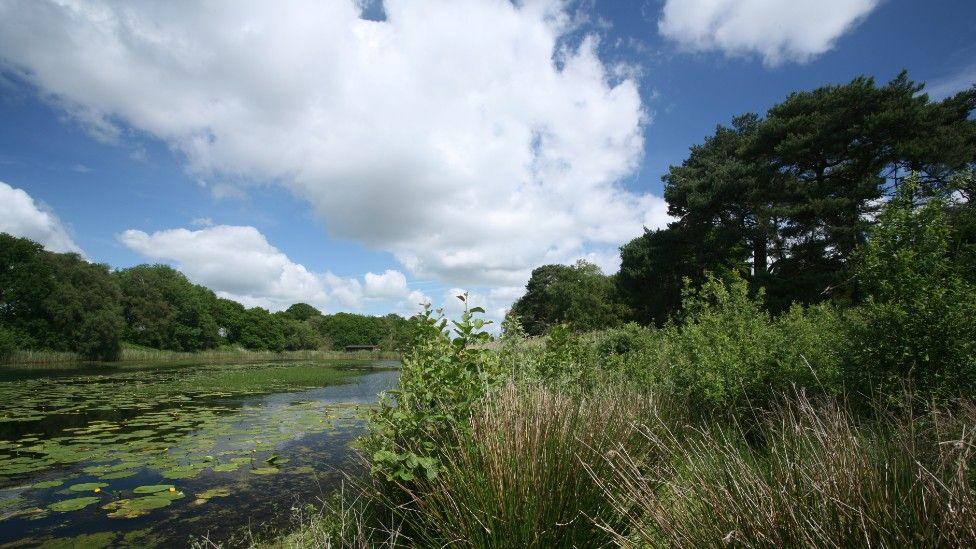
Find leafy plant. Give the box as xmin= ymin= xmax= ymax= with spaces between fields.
xmin=364 ymin=295 xmax=498 ymax=482
xmin=845 ymin=175 xmax=976 ymax=398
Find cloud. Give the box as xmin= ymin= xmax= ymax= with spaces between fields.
xmin=0 ymin=181 xmax=84 ymax=254
xmin=658 ymin=0 xmax=880 ymax=66
xmin=363 ymin=269 xmax=409 ymax=299
xmin=0 ymin=0 xmax=670 ymax=296
xmin=925 ymin=63 xmax=976 ymax=100
xmin=118 ymin=224 xmax=415 ymax=313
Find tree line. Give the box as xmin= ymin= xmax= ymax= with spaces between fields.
xmin=0 ymin=234 xmax=418 ymax=360
xmin=513 ymin=72 xmax=976 ymax=333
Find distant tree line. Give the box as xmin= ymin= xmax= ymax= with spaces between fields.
xmin=512 ymin=73 xmax=976 ymax=334
xmin=0 ymin=235 xmax=419 ymax=360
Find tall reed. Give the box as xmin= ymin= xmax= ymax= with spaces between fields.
xmin=378 ymin=383 xmax=664 ymax=548
xmin=596 ymin=393 xmax=976 ymax=547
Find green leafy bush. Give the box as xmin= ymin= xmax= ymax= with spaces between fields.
xmin=0 ymin=326 xmax=15 ymax=360
xmin=845 ymin=177 xmax=976 ymax=398
xmin=364 ymin=296 xmax=501 ymax=482
xmin=656 ymin=274 xmax=842 ymax=410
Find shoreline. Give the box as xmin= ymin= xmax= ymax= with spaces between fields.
xmin=0 ymin=347 xmax=401 ymax=369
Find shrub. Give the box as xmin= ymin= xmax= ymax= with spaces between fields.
xmin=657 ymin=274 xmax=842 ymax=411
xmin=844 ymin=176 xmax=976 ymax=398
xmin=363 ymin=297 xmax=502 ymax=483
xmin=0 ymin=326 xmax=15 ymax=360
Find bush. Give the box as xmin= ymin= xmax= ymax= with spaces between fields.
xmin=363 ymin=298 xmax=502 ymax=483
xmin=657 ymin=274 xmax=843 ymax=411
xmin=844 ymin=177 xmax=976 ymax=398
xmin=0 ymin=326 xmax=15 ymax=360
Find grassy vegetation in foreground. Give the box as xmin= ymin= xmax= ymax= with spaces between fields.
xmin=260 ymin=177 xmax=976 ymax=548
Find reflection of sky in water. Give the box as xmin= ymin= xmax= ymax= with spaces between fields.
xmin=0 ymin=365 xmax=399 ymax=547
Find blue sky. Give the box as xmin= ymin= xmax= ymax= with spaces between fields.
xmin=0 ymin=0 xmax=974 ymax=319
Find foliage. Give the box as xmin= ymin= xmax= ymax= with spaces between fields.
xmin=844 ymin=176 xmax=976 ymax=398
xmin=317 ymin=312 xmax=417 ymax=351
xmin=0 ymin=233 xmax=421 ymax=359
xmin=0 ymin=234 xmax=124 ymax=360
xmin=116 ymin=264 xmax=221 ymax=352
xmin=237 ymin=307 xmax=287 ymax=352
xmin=277 ymin=313 xmax=322 ymax=351
xmin=364 ymin=296 xmax=498 ymax=483
xmin=510 ymin=260 xmax=629 ymax=335
xmin=528 ymin=273 xmax=845 ymax=410
xmin=283 ymin=302 xmax=322 ymax=321
xmin=0 ymin=325 xmax=15 ymax=360
xmin=612 ymin=73 xmax=976 ymax=326
xmin=656 ymin=274 xmax=844 ymax=410
xmin=617 ymin=224 xmax=729 ymax=326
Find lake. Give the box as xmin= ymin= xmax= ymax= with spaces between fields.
xmin=0 ymin=360 xmax=399 ymax=547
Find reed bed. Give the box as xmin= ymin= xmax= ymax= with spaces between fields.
xmin=596 ymin=393 xmax=976 ymax=548
xmin=0 ymin=346 xmax=399 ymax=368
xmin=360 ymin=384 xmax=666 ymax=548
xmin=287 ymin=387 xmax=976 ymax=548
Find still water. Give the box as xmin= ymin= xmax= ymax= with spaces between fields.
xmin=0 ymin=360 xmax=399 ymax=547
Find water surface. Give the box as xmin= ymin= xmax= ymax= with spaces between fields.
xmin=0 ymin=360 xmax=398 ymax=547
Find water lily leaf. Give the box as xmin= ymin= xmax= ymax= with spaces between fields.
xmin=132 ymin=484 xmax=174 ymax=494
xmin=67 ymin=482 xmax=108 ymax=492
xmin=192 ymin=486 xmax=232 ymax=505
xmin=38 ymin=531 xmax=116 ymax=549
xmin=161 ymin=465 xmax=203 ymax=479
xmin=99 ymin=470 xmax=136 ymax=480
xmin=31 ymin=480 xmax=64 ymax=489
xmin=103 ymin=492 xmax=184 ymax=519
xmin=48 ymin=496 xmax=100 ymax=512
xmin=251 ymin=466 xmax=279 ymax=475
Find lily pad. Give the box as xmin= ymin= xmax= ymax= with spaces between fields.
xmin=67 ymin=482 xmax=108 ymax=492
xmin=31 ymin=480 xmax=64 ymax=489
xmin=132 ymin=484 xmax=175 ymax=494
xmin=103 ymin=491 xmax=184 ymax=519
xmin=192 ymin=486 xmax=232 ymax=505
xmin=39 ymin=531 xmax=117 ymax=549
xmin=251 ymin=466 xmax=279 ymax=475
xmin=48 ymin=496 xmax=101 ymax=512
xmin=99 ymin=470 xmax=136 ymax=480
xmin=161 ymin=465 xmax=203 ymax=479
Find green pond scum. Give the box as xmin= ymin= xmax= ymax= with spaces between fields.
xmin=0 ymin=360 xmax=399 ymax=547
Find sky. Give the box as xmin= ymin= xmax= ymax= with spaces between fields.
xmin=0 ymin=0 xmax=974 ymax=322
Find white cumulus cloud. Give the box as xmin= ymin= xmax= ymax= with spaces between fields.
xmin=364 ymin=269 xmax=409 ymax=300
xmin=0 ymin=0 xmax=670 ymax=298
xmin=659 ymin=0 xmax=880 ymax=66
xmin=118 ymin=224 xmax=415 ymax=313
xmin=0 ymin=181 xmax=84 ymax=254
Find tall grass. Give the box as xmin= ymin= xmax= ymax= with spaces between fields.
xmin=353 ymin=384 xmax=665 ymax=548
xmin=248 ymin=487 xmax=403 ymax=549
xmin=596 ymin=393 xmax=976 ymax=547
xmin=277 ymin=385 xmax=976 ymax=548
